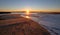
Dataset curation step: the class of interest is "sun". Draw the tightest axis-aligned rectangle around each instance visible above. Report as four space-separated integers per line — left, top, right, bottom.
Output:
25 9 30 18
26 9 30 15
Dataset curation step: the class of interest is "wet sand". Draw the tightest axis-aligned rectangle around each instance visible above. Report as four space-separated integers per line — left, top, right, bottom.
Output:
0 14 50 35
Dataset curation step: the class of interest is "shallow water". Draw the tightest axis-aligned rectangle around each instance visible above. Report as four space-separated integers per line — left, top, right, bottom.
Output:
30 14 60 35
12 13 60 35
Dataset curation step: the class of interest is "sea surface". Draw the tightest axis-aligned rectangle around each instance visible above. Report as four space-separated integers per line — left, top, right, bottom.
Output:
12 13 60 35
29 13 60 35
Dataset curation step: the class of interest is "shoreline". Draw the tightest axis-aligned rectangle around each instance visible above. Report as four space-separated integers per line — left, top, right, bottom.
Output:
0 14 50 35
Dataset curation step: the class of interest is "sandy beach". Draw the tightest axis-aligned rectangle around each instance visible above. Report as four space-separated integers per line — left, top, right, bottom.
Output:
0 14 50 35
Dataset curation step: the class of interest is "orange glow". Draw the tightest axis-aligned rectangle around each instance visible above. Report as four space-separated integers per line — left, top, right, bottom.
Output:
25 9 30 18
25 16 30 18
26 9 30 15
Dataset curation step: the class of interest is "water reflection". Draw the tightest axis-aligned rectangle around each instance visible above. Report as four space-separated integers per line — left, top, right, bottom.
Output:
25 16 30 18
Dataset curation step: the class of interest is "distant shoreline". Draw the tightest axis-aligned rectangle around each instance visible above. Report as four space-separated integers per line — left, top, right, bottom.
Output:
39 12 60 14
0 12 60 14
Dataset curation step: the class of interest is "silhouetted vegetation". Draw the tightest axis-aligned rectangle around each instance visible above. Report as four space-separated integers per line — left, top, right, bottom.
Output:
0 12 11 14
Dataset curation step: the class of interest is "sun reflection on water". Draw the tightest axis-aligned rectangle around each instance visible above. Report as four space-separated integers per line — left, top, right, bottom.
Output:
25 16 30 18
25 9 30 18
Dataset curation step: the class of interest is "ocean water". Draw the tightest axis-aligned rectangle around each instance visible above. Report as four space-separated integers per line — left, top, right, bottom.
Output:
30 14 60 35
0 13 60 35
12 13 60 35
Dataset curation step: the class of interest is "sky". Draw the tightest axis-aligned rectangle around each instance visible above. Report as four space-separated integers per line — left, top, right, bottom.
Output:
0 0 60 12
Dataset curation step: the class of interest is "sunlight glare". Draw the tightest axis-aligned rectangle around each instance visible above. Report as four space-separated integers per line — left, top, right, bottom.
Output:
25 16 30 18
26 9 30 15
25 9 30 18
